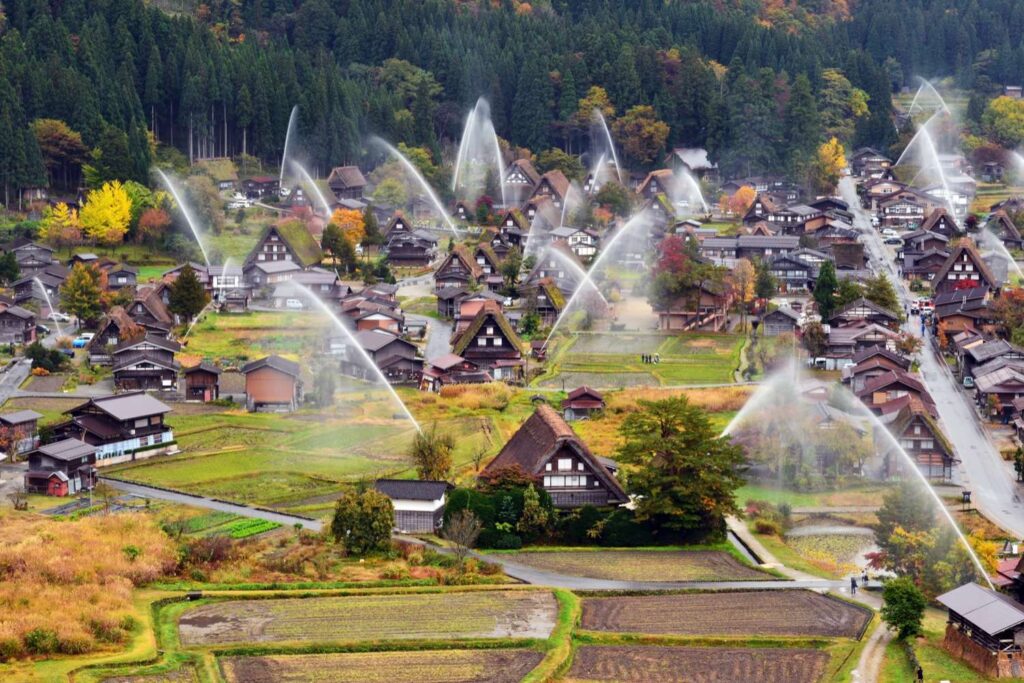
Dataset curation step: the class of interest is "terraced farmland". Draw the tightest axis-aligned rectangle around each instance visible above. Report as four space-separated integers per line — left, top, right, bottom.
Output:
219 649 544 683
581 590 870 638
565 645 829 683
498 549 769 582
178 590 558 646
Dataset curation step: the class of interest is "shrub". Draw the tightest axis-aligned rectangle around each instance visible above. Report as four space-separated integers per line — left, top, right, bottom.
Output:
381 564 410 580
490 533 522 549
23 629 58 654
600 508 656 546
754 519 782 536
30 367 49 376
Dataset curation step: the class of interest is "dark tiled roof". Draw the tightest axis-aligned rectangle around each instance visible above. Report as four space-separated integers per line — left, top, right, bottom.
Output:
0 409 42 424
374 478 451 501
69 391 171 421
185 360 222 375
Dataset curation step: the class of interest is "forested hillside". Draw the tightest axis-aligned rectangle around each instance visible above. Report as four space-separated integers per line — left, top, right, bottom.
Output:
0 0 1022 199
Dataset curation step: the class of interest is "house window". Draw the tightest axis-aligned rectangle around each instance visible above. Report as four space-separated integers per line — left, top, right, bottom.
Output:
558 458 572 471
493 337 502 346
913 425 921 435
545 463 552 471
578 462 585 471
486 326 494 335
922 439 934 449
477 338 486 346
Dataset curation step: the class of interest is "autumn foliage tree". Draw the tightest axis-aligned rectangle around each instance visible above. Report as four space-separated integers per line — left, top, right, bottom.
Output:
60 263 105 325
79 180 132 247
812 137 846 194
329 208 366 246
136 208 171 245
718 185 756 216
612 105 670 166
39 202 83 249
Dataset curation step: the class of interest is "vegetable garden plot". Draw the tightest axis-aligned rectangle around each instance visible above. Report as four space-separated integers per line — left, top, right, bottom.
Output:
178 590 558 646
498 550 768 582
580 590 870 638
219 649 544 683
566 645 829 683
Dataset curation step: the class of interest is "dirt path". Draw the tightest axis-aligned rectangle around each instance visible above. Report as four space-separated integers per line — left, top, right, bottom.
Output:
852 621 892 683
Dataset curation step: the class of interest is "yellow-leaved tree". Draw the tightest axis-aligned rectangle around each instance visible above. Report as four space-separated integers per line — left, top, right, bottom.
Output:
39 202 82 249
814 137 846 194
330 208 366 246
80 180 132 247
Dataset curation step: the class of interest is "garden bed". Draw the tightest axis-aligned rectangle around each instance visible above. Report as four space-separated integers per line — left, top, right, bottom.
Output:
219 649 543 683
580 590 871 638
565 645 829 683
497 549 768 582
178 590 558 646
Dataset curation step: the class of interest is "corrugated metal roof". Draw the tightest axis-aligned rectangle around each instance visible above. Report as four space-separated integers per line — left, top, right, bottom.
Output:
937 583 1024 635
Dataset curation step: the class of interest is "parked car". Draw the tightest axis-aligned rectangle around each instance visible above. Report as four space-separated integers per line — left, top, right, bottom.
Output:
963 376 975 389
881 228 899 238
284 298 304 310
884 236 903 246
71 332 94 348
35 324 50 335
48 311 70 323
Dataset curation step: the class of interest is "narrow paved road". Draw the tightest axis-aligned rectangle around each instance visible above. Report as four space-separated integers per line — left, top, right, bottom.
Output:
407 313 452 363
0 358 31 405
102 477 866 591
840 177 1024 538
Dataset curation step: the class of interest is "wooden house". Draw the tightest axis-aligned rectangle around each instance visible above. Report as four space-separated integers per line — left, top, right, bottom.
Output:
531 278 566 326
494 209 529 247
856 370 932 412
52 393 173 466
383 213 437 267
112 334 181 391
88 307 143 361
12 269 64 310
246 223 323 269
244 259 304 289
636 169 674 200
562 386 605 421
987 210 1024 250
760 308 800 337
434 244 483 291
655 283 733 332
767 254 816 291
184 361 221 402
481 404 627 508
128 286 175 335
242 355 302 412
826 322 900 359
374 479 452 533
530 170 570 208
885 402 956 481
419 353 489 392
5 239 55 277
742 193 782 225
549 227 599 260
354 308 403 334
879 191 934 228
347 330 422 385
451 301 524 382
933 242 999 295
829 298 899 329
937 583 1024 678
504 159 540 206
665 147 718 180
862 178 907 208
850 147 893 178
974 365 1024 419
0 305 35 344
934 286 994 334
326 166 366 200
241 175 280 198
104 264 138 291
0 409 42 455
920 208 962 239
23 439 97 496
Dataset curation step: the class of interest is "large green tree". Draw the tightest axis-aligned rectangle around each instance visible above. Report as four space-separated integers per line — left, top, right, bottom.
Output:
60 263 104 325
331 488 394 555
813 260 839 320
168 265 210 321
617 397 746 541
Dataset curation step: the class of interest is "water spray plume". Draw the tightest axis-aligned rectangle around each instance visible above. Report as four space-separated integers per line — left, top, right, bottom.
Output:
33 278 62 337
894 113 956 218
593 110 623 184
372 137 459 237
723 359 994 590
980 227 1024 283
671 169 709 215
452 98 507 208
292 282 423 434
290 161 333 217
155 169 211 268
543 211 650 348
907 78 952 117
530 246 609 309
280 105 299 190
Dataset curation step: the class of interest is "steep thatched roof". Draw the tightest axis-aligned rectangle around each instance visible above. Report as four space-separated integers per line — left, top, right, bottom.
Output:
452 301 523 356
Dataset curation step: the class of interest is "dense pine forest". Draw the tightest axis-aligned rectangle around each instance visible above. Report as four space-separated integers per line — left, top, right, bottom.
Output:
1 0 1024 198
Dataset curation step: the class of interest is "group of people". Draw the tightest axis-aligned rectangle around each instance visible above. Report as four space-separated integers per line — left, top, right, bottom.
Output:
640 353 661 364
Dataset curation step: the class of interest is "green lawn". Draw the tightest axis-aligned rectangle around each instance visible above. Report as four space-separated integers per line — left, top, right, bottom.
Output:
538 332 743 388
880 609 993 682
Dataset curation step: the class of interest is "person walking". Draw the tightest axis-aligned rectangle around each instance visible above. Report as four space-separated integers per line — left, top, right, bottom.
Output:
850 576 858 595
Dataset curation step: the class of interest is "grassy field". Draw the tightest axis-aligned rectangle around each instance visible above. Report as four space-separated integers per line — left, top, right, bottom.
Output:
494 548 770 582
537 332 744 389
880 608 995 682
179 310 329 366
220 649 544 683
178 590 558 646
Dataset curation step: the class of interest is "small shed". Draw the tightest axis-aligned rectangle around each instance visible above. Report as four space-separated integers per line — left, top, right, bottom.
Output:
184 361 221 402
373 479 452 533
760 307 800 337
242 355 302 412
938 582 1024 678
0 409 42 455
562 386 605 421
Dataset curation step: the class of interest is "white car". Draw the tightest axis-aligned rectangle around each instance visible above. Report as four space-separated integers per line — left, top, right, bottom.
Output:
284 298 305 310
48 311 71 323
881 228 899 238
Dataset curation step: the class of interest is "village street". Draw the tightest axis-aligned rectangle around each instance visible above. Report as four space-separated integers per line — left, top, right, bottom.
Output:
840 177 1024 538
